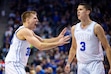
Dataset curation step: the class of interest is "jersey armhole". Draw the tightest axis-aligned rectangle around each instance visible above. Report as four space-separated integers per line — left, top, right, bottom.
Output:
93 23 98 37
15 26 26 41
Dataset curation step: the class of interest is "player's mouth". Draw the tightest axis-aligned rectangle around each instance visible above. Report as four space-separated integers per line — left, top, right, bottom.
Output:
77 14 80 17
35 24 37 27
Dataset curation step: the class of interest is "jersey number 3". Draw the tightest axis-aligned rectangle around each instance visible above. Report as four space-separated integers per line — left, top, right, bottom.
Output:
80 42 86 51
26 47 31 56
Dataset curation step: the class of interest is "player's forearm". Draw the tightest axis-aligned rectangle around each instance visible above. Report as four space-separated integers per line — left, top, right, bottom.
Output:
35 35 59 43
37 42 59 50
43 37 59 43
106 46 111 68
67 48 76 65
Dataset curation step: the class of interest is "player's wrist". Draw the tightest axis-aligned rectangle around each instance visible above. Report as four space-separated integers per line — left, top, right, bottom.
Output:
66 62 71 66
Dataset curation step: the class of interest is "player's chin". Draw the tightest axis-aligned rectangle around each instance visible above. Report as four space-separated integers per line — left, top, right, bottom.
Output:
77 17 81 20
34 26 37 29
32 26 36 30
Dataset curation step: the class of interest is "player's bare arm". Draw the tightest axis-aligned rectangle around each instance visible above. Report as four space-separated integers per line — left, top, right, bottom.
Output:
67 25 77 64
65 25 77 73
94 24 111 70
17 28 70 50
34 28 67 43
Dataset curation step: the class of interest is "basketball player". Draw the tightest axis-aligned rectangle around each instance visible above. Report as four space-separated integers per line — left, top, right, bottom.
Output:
5 11 70 74
65 3 111 74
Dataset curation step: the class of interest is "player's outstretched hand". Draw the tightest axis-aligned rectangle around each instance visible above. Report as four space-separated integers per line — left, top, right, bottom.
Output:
58 35 70 46
58 28 67 38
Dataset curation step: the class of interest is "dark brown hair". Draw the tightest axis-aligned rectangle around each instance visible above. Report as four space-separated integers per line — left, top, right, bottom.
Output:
79 3 92 12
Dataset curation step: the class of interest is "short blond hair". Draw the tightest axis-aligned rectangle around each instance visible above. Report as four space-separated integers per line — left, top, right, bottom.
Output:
21 11 37 23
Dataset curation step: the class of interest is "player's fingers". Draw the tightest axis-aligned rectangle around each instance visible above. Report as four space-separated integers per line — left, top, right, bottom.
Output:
61 28 67 34
64 36 70 41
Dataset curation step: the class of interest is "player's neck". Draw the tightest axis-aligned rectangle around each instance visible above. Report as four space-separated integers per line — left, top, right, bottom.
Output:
80 18 92 29
23 23 31 29
81 18 92 26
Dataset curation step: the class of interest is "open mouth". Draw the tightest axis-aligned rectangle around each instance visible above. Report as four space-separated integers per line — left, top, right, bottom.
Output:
35 22 40 27
35 24 37 27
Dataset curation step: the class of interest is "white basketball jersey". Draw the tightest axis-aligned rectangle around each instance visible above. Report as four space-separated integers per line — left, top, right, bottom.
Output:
74 21 103 63
5 26 31 66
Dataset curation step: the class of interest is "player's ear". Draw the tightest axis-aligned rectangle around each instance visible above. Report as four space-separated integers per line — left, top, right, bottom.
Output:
86 10 90 15
26 18 29 22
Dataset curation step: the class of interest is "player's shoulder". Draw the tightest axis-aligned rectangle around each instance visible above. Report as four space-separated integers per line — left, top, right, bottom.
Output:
17 27 33 40
17 27 33 37
71 22 80 30
94 23 104 35
71 25 76 31
19 27 32 33
94 23 103 30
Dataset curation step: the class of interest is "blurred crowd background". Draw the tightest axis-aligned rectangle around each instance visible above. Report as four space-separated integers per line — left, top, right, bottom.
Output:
0 0 111 74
